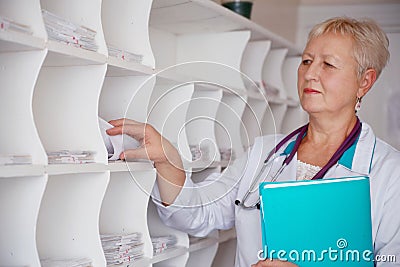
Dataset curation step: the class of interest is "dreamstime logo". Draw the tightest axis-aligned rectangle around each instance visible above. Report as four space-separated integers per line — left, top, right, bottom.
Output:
121 61 277 208
336 238 348 249
257 238 374 263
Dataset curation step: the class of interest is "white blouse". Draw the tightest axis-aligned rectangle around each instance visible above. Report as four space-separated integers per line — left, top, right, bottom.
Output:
296 160 322 180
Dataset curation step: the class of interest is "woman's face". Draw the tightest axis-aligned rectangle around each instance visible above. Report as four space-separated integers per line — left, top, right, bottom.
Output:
297 33 360 116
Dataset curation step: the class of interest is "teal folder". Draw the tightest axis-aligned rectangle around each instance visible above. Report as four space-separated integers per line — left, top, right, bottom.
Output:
259 176 374 266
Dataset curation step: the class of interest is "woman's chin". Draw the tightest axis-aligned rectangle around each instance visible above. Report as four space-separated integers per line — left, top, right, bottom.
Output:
300 103 324 115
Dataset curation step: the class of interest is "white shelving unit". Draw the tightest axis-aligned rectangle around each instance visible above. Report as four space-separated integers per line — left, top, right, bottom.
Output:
187 231 219 267
41 0 107 56
176 31 250 91
0 0 46 51
0 175 47 266
0 0 303 266
102 0 155 75
215 92 248 160
148 81 194 162
281 56 308 133
100 170 156 267
148 201 190 267
37 173 109 267
185 87 223 167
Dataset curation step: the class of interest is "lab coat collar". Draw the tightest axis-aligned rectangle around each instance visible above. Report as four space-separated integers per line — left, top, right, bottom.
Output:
281 122 376 176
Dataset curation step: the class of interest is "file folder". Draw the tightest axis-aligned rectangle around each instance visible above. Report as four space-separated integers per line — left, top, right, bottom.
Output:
259 176 374 266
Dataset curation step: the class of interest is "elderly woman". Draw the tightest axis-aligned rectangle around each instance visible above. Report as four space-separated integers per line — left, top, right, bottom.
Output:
107 17 400 266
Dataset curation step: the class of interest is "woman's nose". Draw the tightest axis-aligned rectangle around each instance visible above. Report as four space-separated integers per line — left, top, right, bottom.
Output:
304 62 320 81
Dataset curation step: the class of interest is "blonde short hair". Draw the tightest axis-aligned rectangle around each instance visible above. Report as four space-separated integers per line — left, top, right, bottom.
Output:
308 17 390 79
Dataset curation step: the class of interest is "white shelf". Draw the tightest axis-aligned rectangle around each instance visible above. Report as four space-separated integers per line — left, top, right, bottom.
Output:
262 102 287 135
0 31 45 52
0 50 47 165
186 88 223 164
108 257 151 267
45 40 107 66
102 0 155 69
147 200 189 266
282 56 302 101
40 0 107 55
33 64 108 164
0 175 47 267
37 173 109 267
0 0 47 41
0 165 45 178
106 58 155 77
150 0 301 55
241 97 268 147
241 40 272 96
151 246 188 264
0 162 157 177
45 163 107 175
189 236 219 253
107 161 155 172
100 170 156 265
215 92 247 159
263 48 289 99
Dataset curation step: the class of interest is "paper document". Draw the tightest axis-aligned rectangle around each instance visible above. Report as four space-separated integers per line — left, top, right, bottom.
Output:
98 117 140 160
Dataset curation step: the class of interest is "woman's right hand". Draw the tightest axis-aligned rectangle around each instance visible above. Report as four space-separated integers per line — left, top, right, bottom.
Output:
106 118 185 205
106 118 177 164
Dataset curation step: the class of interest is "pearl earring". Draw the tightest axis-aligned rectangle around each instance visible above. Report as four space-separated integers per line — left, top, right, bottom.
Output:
355 97 362 113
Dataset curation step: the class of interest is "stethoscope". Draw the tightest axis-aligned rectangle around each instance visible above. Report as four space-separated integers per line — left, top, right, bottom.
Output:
235 117 362 210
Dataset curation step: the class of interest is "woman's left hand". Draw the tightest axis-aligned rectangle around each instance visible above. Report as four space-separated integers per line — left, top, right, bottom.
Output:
251 259 299 267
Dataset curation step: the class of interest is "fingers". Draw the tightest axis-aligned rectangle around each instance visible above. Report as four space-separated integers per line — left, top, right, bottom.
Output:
106 123 146 140
106 125 123 136
120 148 149 161
108 118 141 127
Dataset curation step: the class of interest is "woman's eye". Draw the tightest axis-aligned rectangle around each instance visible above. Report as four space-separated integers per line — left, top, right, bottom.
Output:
324 62 335 68
302 59 312 65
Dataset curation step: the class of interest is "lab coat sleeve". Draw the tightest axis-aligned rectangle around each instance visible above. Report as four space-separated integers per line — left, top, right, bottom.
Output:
151 148 251 237
374 150 400 266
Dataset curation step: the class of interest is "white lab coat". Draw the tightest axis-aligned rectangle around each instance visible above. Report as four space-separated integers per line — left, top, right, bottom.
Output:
152 122 400 266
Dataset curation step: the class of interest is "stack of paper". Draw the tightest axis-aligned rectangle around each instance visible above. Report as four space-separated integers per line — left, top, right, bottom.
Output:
190 144 209 161
0 154 32 165
108 45 144 64
42 9 98 52
101 233 144 264
0 16 33 34
47 150 96 164
219 148 234 161
41 257 92 267
151 235 178 255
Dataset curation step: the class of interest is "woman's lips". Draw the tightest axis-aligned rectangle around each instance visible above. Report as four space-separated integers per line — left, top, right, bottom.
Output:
303 88 321 94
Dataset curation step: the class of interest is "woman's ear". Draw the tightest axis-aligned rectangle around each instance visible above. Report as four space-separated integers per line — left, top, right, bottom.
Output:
357 68 377 98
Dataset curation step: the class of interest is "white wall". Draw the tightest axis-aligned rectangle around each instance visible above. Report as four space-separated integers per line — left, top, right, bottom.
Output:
212 0 300 42
297 3 400 149
251 0 300 43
